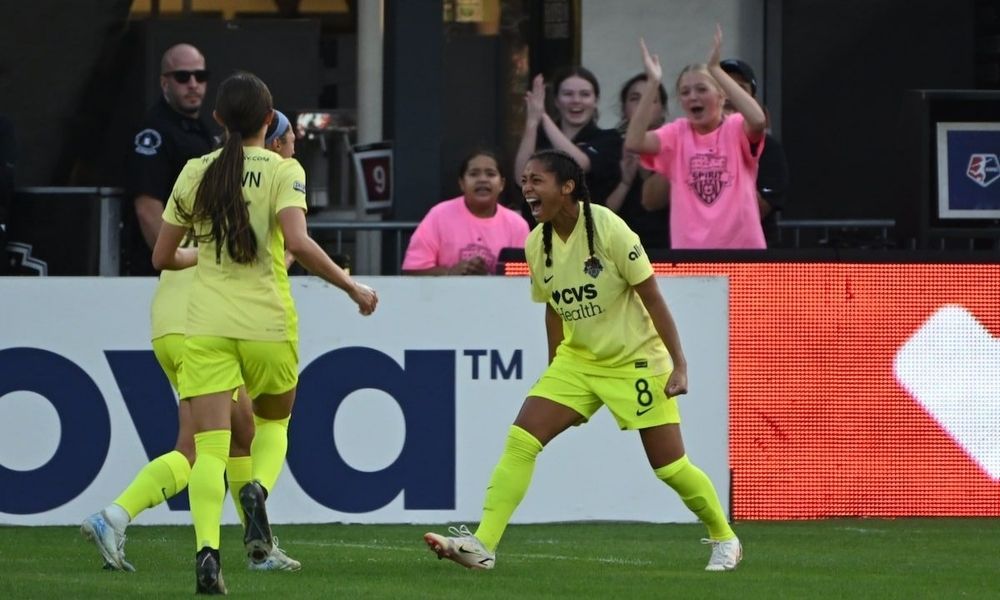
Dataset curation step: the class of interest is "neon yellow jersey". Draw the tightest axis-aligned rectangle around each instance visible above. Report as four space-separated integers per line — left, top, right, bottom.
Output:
162 146 307 342
150 267 194 340
525 203 670 376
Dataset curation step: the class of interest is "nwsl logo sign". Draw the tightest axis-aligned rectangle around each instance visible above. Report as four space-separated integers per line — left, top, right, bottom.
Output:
966 153 1000 188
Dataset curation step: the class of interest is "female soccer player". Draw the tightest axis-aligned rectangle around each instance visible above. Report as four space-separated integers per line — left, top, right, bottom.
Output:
81 264 300 573
423 149 740 572
624 28 768 249
153 72 377 593
265 109 296 159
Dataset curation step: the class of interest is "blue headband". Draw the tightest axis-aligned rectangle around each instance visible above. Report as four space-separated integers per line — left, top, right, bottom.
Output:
265 110 291 147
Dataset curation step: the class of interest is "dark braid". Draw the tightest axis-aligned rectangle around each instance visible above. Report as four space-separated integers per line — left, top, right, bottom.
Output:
529 149 597 269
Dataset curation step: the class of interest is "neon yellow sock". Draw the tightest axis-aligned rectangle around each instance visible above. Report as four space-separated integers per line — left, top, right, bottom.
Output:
250 415 290 494
654 455 735 541
113 450 191 520
226 455 253 529
190 430 231 551
474 425 543 552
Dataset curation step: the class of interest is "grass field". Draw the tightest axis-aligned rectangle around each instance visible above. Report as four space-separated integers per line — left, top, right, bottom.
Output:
1 519 997 599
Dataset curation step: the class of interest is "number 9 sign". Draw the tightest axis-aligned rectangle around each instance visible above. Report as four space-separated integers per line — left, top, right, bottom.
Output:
352 142 393 211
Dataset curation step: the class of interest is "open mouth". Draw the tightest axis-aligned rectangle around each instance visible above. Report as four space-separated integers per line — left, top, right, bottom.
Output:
525 197 542 217
689 106 705 118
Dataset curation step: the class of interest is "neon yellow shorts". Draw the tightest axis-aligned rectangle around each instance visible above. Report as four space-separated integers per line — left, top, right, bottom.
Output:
527 357 680 430
151 333 185 391
178 335 298 401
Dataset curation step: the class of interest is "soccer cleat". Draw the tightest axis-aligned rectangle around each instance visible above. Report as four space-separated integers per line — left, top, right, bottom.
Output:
239 481 273 564
195 547 227 595
702 536 742 571
80 511 135 572
423 524 495 570
247 537 302 571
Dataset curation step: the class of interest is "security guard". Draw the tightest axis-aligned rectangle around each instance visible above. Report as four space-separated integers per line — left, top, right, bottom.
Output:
123 43 217 275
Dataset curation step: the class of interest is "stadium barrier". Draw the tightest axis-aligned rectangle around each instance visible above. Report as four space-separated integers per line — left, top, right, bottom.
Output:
0 276 728 525
502 253 1000 519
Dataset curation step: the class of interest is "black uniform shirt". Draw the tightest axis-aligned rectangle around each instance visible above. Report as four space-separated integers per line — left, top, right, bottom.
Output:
536 120 623 207
123 97 216 275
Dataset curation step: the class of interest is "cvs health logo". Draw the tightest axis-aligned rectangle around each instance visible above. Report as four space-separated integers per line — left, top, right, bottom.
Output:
893 305 1000 480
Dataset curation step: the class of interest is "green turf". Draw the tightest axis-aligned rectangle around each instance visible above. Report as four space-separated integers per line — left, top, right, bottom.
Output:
0 519 997 599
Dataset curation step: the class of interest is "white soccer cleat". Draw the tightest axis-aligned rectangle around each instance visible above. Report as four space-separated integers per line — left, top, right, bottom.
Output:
702 536 742 571
248 537 302 572
81 511 135 572
423 525 495 570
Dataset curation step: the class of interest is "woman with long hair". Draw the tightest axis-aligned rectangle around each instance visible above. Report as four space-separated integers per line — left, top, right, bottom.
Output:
152 71 377 593
423 149 740 573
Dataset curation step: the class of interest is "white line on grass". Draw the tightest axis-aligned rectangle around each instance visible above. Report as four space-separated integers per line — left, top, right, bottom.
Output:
293 539 653 566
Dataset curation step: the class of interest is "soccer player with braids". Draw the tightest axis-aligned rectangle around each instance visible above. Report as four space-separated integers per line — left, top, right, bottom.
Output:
424 149 741 572
152 71 378 593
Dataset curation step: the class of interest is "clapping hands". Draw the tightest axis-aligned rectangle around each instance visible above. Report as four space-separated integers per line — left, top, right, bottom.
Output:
524 73 546 124
639 38 662 83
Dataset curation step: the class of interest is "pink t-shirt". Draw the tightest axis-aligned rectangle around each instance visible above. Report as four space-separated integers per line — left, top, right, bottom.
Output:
640 113 766 249
402 196 530 273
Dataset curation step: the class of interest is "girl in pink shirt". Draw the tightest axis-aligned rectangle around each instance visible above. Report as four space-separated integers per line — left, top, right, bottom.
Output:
402 150 530 275
625 27 768 249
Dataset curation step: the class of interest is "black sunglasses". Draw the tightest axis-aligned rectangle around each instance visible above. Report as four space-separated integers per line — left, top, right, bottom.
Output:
164 69 209 84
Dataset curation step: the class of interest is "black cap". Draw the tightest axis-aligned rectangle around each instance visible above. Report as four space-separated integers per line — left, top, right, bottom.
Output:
719 59 757 96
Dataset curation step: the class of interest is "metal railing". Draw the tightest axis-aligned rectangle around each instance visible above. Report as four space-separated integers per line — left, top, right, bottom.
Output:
306 220 419 274
777 218 896 249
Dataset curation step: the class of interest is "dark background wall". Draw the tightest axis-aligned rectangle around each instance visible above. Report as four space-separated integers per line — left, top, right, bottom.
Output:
778 0 978 222
0 0 133 187
0 3 323 188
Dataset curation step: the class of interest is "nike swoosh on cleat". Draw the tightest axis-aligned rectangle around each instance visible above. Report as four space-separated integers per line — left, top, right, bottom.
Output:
457 546 476 554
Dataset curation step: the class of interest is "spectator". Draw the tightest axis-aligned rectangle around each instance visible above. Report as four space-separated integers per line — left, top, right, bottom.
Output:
402 150 529 275
0 114 14 274
514 67 622 210
625 30 768 250
123 43 217 275
719 58 791 246
605 73 671 250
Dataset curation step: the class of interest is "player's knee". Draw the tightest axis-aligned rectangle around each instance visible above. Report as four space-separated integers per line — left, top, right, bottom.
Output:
175 441 197 466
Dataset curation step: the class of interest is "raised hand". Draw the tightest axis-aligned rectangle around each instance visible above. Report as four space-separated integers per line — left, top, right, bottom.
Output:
524 73 546 124
708 23 723 67
639 38 662 83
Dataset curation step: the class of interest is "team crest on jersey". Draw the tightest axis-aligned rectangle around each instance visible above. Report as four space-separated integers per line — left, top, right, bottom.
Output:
134 128 162 156
966 154 1000 188
687 153 730 205
583 256 603 278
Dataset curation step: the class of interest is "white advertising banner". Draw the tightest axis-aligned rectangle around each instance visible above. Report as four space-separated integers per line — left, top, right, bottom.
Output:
0 276 728 525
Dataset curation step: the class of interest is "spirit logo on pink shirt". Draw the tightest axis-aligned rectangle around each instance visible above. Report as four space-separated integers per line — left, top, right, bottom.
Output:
687 154 731 205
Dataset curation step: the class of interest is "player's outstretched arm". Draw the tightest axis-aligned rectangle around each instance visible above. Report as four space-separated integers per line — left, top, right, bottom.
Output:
279 206 377 316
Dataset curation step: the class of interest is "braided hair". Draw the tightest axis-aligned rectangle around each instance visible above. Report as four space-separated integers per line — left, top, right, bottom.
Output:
530 149 599 272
